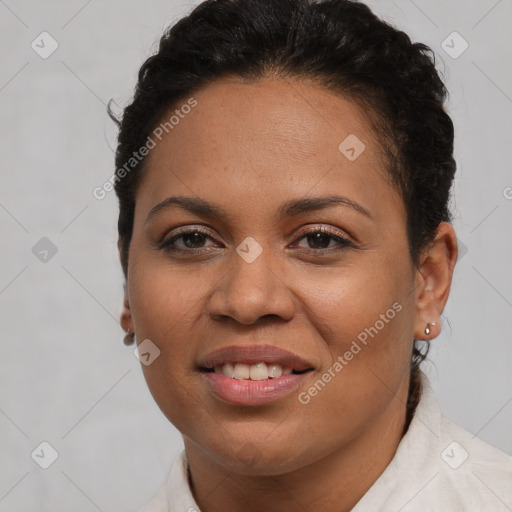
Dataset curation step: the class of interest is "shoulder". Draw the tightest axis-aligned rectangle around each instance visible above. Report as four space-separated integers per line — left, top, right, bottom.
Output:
136 485 169 512
403 373 512 511
136 450 200 512
352 371 512 511
434 412 512 508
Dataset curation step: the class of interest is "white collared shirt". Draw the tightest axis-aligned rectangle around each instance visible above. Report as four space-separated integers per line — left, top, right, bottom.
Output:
138 372 512 511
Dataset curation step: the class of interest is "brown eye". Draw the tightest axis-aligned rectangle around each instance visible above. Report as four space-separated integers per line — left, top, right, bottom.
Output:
294 227 353 252
159 227 219 252
304 232 337 249
180 231 209 249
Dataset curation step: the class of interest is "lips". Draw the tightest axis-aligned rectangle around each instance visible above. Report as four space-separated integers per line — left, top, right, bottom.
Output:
197 344 315 406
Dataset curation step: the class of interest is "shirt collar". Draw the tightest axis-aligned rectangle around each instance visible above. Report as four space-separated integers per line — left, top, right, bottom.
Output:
167 447 200 511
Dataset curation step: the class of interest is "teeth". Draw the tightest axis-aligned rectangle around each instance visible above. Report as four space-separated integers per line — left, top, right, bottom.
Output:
250 363 268 380
233 363 250 380
220 363 235 378
268 364 282 378
213 362 294 380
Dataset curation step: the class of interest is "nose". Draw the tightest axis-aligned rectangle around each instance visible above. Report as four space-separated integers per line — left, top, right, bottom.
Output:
207 244 295 325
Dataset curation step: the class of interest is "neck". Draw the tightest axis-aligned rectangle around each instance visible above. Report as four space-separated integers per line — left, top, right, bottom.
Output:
184 377 412 512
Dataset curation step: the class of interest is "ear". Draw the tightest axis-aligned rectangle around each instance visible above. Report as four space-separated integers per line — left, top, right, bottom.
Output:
120 284 133 333
118 244 133 334
413 222 458 340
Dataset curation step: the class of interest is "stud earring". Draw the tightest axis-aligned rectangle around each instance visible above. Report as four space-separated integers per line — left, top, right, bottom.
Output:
124 328 135 345
424 322 436 336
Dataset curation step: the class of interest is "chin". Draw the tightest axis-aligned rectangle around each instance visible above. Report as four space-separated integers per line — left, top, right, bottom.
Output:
192 430 323 476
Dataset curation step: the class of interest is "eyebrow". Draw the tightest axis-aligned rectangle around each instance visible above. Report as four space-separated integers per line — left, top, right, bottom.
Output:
145 194 372 225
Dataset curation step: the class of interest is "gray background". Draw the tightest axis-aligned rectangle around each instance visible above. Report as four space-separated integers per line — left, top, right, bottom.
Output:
0 0 511 510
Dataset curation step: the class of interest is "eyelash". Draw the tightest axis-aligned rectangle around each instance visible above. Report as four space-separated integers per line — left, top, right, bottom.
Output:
157 225 354 255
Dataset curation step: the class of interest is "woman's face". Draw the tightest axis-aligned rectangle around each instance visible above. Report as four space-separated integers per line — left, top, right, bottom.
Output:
126 76 427 474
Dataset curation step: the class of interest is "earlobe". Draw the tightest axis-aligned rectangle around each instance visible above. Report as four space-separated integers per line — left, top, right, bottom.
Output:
414 222 458 340
118 242 135 345
120 283 135 345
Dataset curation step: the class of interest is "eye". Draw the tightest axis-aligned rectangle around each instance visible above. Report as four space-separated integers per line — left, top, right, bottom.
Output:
156 224 354 255
158 226 220 252
293 226 353 252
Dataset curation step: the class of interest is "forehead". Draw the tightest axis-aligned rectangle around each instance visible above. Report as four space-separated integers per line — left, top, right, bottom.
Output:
136 76 400 222
147 75 379 165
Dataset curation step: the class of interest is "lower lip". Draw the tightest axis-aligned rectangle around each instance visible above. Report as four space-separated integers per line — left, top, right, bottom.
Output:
202 371 310 406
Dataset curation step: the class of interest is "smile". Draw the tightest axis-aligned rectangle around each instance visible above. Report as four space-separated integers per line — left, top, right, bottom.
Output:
206 362 312 380
198 344 315 406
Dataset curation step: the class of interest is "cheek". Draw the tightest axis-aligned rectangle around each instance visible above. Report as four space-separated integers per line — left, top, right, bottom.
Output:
129 253 211 345
293 258 413 347
290 259 415 407
287 281 413 452
128 256 213 430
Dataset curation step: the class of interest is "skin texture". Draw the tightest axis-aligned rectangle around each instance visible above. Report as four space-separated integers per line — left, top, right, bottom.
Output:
120 76 457 512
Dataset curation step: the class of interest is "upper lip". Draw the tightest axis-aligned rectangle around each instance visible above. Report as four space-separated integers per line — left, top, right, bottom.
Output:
198 344 315 372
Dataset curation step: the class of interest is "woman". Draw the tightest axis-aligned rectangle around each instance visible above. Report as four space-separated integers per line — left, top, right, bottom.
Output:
109 0 512 510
